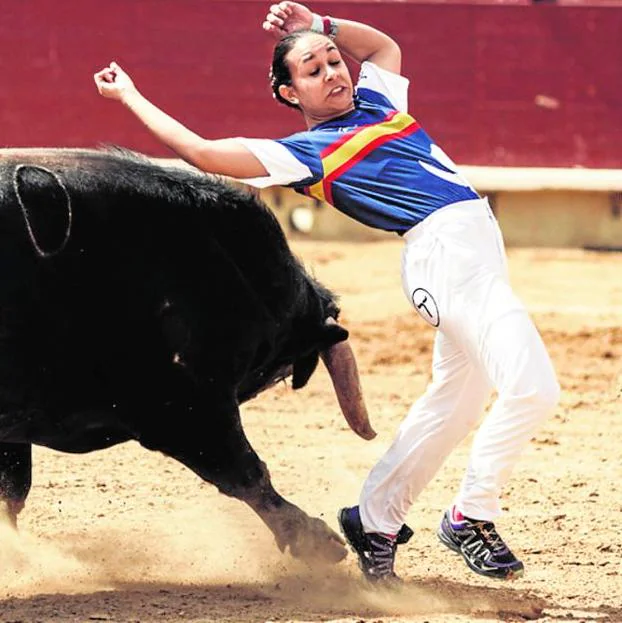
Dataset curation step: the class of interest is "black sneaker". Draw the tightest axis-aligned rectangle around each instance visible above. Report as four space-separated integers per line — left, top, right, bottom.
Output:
337 505 413 583
437 507 524 580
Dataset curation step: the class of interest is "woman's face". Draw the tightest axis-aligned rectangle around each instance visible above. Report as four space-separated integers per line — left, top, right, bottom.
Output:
280 33 354 124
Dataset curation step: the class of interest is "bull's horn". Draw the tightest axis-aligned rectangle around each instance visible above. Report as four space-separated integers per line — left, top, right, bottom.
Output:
320 319 376 441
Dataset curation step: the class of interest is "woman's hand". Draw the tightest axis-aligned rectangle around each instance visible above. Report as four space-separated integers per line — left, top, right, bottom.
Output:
93 61 137 102
262 1 313 38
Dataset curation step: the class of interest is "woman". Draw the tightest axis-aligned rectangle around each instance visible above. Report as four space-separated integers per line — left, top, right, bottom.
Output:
94 1 560 584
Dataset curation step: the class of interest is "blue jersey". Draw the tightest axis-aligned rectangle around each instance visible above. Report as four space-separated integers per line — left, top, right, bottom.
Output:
238 62 479 235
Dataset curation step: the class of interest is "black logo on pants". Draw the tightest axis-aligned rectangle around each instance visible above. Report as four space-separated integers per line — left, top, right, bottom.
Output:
412 288 440 327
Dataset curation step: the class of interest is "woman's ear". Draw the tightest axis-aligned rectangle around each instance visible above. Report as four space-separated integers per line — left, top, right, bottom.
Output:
278 84 299 106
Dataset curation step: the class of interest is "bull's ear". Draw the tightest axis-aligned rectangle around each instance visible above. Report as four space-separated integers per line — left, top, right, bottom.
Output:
292 351 319 389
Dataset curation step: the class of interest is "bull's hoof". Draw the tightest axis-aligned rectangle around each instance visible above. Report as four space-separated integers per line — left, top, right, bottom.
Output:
285 515 347 564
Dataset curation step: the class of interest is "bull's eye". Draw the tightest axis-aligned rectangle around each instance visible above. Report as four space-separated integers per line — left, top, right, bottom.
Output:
159 299 172 314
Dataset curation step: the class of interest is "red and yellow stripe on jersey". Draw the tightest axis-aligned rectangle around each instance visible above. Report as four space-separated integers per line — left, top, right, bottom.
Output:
275 85 480 233
305 111 420 205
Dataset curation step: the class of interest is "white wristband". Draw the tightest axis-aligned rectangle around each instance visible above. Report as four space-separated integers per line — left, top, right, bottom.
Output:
310 13 323 34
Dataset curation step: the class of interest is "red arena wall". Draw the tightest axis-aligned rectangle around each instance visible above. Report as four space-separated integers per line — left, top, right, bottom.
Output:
1 0 620 168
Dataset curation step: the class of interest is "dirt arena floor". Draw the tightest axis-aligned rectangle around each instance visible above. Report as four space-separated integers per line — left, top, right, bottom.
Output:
0 241 620 623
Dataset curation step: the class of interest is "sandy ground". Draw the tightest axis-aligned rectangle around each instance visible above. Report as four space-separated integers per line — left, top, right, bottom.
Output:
0 241 620 623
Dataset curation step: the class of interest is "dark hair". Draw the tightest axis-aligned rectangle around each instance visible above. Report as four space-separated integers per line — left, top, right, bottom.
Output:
269 30 328 109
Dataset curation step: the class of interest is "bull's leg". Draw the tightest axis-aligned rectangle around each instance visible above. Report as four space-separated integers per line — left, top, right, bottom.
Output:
139 399 346 564
0 443 32 528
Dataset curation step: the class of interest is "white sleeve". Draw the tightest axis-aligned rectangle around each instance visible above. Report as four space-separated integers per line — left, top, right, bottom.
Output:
357 61 410 113
234 137 312 189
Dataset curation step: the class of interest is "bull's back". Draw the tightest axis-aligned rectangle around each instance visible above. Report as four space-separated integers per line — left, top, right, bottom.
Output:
0 149 301 311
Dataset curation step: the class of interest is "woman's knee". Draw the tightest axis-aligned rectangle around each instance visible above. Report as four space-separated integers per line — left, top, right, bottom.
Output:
510 369 560 415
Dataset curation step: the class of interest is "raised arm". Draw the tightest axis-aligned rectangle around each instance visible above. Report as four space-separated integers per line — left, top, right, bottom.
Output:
93 62 269 179
263 2 402 74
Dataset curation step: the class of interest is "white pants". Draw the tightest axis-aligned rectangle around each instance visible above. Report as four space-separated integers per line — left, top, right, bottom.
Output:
359 198 560 534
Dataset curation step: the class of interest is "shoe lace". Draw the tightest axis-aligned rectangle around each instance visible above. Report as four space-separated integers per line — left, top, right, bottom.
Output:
472 521 506 553
368 535 397 577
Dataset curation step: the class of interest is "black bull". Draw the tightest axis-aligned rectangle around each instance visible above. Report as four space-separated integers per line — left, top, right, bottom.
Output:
0 148 376 563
